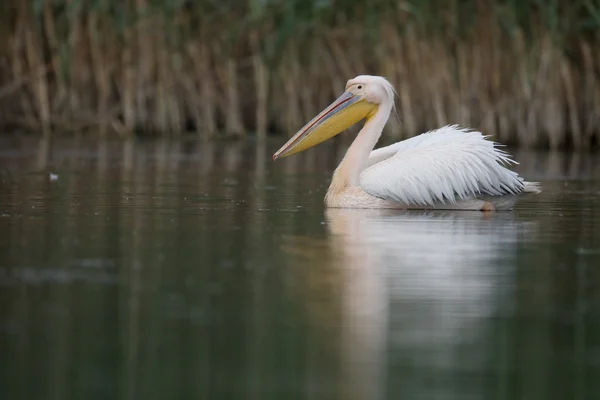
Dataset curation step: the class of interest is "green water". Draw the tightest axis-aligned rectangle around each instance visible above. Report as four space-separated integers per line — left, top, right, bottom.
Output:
1 137 600 400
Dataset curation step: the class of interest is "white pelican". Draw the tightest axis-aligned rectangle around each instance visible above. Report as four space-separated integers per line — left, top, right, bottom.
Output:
273 75 541 211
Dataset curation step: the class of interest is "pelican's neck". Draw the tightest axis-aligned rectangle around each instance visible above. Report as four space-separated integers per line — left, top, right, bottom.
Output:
336 103 392 186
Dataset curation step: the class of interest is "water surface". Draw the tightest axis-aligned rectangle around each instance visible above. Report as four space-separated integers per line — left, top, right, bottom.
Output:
1 137 600 400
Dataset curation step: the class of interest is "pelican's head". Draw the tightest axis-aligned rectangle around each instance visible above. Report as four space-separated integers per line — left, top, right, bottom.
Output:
273 75 395 160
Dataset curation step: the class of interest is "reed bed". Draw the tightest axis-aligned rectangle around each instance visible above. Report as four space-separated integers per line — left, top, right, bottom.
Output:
1 0 599 148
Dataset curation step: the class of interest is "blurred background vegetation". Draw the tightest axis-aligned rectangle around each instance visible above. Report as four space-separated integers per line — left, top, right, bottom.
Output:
1 0 599 149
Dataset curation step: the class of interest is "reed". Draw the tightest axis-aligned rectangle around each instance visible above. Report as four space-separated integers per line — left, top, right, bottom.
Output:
1 0 599 148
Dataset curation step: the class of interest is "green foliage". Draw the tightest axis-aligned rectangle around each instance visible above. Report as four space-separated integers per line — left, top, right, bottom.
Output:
20 0 600 59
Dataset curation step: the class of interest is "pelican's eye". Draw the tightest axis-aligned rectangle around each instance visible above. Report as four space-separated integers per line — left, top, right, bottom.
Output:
357 85 362 89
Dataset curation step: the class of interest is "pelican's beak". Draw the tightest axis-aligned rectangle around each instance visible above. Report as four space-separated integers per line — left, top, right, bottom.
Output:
273 91 377 160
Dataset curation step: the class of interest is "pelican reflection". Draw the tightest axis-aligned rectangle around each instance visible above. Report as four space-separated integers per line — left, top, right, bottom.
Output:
323 209 537 399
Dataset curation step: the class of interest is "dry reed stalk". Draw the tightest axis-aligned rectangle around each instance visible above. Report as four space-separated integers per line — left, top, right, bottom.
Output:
280 57 301 134
512 31 529 144
226 58 244 136
524 35 554 148
121 42 136 134
429 39 449 128
581 41 599 143
185 42 217 137
78 23 94 113
166 11 186 134
495 37 513 143
379 23 400 139
121 4 136 134
180 57 202 136
89 9 110 135
67 0 81 118
289 41 306 121
199 43 217 137
319 42 345 102
251 31 268 139
593 48 600 146
135 0 153 131
299 40 318 125
42 0 66 114
540 41 565 150
212 35 244 137
23 5 51 136
560 59 581 148
211 50 243 136
179 48 198 135
0 58 51 100
474 11 498 137
457 43 471 128
326 34 354 82
396 30 416 139
417 36 431 132
314 43 335 118
154 17 171 133
300 49 317 125
168 53 184 134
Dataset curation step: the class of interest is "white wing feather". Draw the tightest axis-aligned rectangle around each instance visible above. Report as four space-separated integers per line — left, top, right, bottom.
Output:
360 125 526 206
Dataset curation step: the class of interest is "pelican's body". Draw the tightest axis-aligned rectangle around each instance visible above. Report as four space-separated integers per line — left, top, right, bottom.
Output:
274 75 540 211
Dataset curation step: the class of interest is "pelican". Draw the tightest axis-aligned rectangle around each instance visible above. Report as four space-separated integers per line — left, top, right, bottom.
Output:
273 75 541 211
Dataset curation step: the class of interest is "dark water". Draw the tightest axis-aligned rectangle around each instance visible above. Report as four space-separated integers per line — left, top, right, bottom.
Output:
1 136 600 400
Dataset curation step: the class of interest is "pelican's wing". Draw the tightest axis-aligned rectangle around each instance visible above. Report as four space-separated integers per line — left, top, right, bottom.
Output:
360 125 526 206
366 132 435 168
